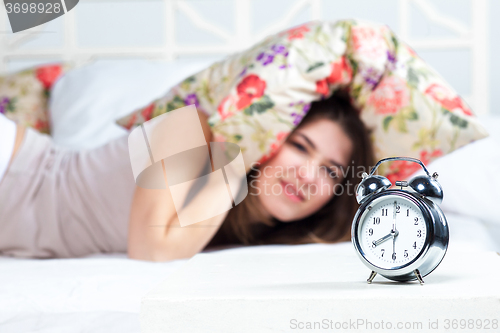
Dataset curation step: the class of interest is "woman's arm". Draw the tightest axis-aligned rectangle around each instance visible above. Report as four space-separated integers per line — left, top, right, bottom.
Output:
127 111 227 262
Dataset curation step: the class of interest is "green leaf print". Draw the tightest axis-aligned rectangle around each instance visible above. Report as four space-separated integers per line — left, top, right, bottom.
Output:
347 55 358 74
407 68 419 88
407 110 419 121
166 95 186 112
306 62 325 73
442 108 468 129
180 78 194 91
244 95 274 115
383 108 418 133
449 113 468 129
396 115 408 133
383 116 393 132
391 35 399 51
412 127 440 151
6 97 17 112
350 84 362 100
184 76 196 84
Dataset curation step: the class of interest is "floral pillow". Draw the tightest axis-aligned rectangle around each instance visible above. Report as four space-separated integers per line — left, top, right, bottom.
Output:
116 19 488 180
0 63 71 134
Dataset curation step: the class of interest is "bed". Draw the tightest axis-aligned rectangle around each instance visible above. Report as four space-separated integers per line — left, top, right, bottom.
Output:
1 116 499 331
1 85 499 330
1 1 498 332
0 210 498 332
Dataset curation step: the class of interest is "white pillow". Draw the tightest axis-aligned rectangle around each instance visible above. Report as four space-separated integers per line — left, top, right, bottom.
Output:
49 58 220 149
409 114 500 250
420 115 500 218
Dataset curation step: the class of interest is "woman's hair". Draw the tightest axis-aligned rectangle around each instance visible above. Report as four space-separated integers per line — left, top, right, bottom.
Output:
206 90 375 248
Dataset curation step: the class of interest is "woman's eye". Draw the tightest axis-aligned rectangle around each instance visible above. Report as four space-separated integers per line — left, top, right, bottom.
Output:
291 142 307 152
326 166 340 180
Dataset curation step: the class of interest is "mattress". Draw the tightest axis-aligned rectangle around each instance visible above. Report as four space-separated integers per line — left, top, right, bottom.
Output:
0 211 497 333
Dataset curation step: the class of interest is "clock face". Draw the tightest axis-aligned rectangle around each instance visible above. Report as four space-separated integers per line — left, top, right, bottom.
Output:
357 195 428 270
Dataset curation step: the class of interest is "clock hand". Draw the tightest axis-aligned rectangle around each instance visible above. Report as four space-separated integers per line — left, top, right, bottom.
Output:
392 233 396 259
372 233 392 247
392 201 397 259
392 200 397 233
371 229 399 247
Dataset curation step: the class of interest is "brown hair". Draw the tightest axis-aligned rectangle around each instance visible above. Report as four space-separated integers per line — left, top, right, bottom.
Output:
206 91 375 248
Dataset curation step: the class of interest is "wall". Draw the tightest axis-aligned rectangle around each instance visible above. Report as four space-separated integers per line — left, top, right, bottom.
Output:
1 0 497 114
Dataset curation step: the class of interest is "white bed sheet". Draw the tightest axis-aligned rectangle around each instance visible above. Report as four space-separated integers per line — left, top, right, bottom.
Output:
0 212 496 333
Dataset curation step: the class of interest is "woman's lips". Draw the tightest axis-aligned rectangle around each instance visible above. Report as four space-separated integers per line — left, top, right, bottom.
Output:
279 179 305 203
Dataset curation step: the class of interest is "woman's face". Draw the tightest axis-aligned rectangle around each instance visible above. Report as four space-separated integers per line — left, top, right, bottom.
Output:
253 118 353 221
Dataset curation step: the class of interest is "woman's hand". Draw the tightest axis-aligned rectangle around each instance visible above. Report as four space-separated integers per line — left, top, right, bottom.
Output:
127 110 227 262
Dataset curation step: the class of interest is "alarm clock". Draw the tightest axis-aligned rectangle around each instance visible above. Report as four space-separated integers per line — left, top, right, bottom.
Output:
351 157 449 284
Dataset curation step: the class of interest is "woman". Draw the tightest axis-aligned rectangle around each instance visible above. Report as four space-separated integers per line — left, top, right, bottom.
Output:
0 92 374 261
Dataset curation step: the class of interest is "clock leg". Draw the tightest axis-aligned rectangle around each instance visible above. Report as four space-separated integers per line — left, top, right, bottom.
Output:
367 271 377 284
414 269 424 285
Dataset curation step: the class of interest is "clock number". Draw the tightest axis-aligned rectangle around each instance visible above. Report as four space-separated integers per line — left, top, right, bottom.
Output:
381 249 385 257
404 250 408 258
414 217 418 225
417 230 422 238
381 208 388 216
396 205 400 213
407 209 409 217
392 252 396 260
368 228 373 236
413 241 417 249
374 217 380 225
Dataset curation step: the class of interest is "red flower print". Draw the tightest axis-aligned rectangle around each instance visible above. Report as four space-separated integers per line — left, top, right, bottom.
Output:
36 64 63 90
386 160 420 185
141 103 155 121
424 83 473 116
367 75 410 115
217 74 267 120
124 113 137 130
236 93 253 110
233 74 267 110
270 131 289 151
386 149 443 184
256 154 270 166
237 74 266 100
34 119 49 132
315 79 329 96
217 94 239 121
351 26 387 59
326 56 353 85
419 148 443 166
282 24 310 40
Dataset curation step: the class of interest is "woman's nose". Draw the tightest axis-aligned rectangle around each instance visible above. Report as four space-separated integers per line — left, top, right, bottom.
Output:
297 159 320 184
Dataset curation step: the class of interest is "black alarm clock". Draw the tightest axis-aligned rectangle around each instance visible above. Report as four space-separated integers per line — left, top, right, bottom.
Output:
351 157 449 284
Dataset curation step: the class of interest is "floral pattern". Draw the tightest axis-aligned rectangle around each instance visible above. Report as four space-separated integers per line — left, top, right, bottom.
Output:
424 83 473 116
281 23 311 40
35 65 64 90
257 131 290 165
351 26 388 60
367 75 410 115
116 20 488 175
0 63 71 134
386 149 443 184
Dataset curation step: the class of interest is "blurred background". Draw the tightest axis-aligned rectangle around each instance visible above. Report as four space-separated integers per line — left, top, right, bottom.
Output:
0 0 497 116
